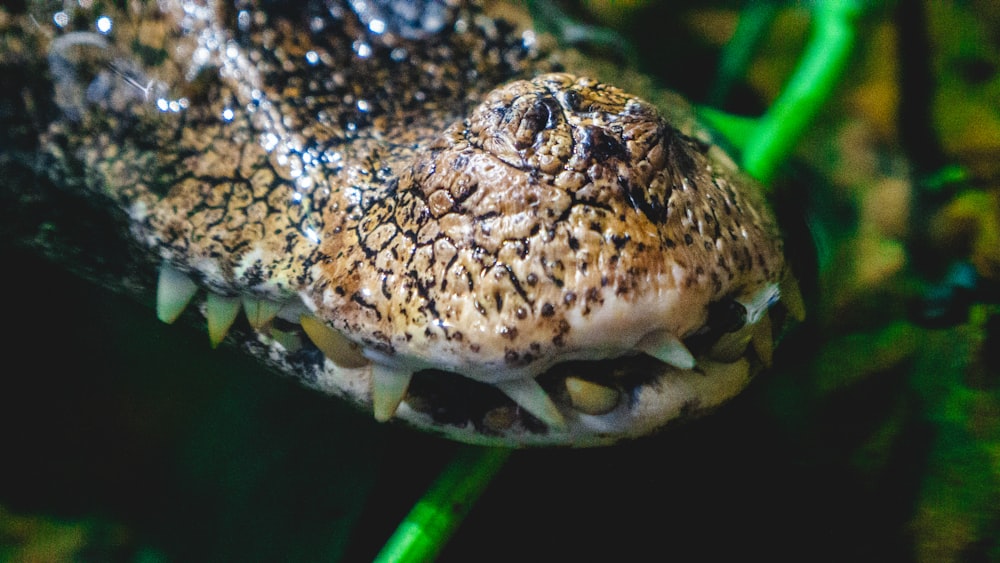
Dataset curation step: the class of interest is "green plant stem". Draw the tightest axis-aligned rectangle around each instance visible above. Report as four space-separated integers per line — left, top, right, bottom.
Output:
373 446 512 563
709 2 782 107
741 0 862 183
696 107 759 153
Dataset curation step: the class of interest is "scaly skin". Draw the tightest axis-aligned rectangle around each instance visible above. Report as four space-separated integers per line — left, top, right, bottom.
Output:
311 73 784 382
6 0 789 446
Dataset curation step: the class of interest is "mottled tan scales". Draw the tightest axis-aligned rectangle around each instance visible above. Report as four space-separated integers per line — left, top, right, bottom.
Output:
8 0 795 446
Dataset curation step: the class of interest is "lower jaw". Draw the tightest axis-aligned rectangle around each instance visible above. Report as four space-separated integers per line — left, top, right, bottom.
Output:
383 311 783 448
268 307 781 447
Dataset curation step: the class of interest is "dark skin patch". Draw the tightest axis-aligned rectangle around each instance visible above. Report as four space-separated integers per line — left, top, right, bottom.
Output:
579 125 626 162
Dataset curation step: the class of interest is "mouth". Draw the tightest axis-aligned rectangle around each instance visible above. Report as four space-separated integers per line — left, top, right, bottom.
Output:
392 301 789 446
158 261 801 447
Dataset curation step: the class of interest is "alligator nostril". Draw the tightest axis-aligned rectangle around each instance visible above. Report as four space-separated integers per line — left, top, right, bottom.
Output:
512 95 559 148
578 125 626 162
558 88 582 111
471 80 574 172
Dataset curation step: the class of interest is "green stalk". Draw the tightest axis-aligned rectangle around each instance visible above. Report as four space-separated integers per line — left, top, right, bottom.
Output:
709 2 782 107
373 446 512 563
697 107 759 153
741 0 863 183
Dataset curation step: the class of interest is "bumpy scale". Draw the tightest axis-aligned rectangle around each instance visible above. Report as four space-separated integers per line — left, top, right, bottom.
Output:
14 0 797 446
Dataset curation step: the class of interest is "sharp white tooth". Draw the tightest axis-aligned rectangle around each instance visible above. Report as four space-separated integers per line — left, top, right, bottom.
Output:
638 330 696 369
780 273 806 322
242 297 282 330
495 378 566 430
300 315 369 368
156 263 198 324
372 364 413 422
565 377 619 415
206 293 241 348
751 312 774 367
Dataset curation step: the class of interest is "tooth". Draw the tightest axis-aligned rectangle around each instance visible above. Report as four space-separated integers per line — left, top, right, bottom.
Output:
707 324 753 362
206 293 241 348
277 301 310 324
495 378 566 429
565 377 619 415
300 315 369 368
751 313 774 367
780 273 806 322
638 330 696 369
372 364 413 422
156 263 198 324
267 327 303 353
698 358 751 382
483 406 517 432
742 283 780 324
242 297 283 329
